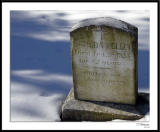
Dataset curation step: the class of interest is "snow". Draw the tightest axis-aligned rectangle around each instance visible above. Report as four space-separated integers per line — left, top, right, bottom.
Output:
10 11 149 122
70 17 138 35
11 70 72 121
11 10 149 50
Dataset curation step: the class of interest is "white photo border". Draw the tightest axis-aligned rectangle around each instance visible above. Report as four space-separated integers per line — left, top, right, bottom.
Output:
2 2 158 130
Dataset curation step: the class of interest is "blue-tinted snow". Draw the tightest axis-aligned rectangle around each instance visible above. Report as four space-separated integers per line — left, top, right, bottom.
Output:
10 10 149 121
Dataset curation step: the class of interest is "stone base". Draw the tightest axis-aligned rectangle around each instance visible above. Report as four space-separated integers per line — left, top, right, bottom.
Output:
60 88 149 121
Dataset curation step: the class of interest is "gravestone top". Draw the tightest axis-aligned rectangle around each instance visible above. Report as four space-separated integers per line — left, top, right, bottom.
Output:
70 17 137 35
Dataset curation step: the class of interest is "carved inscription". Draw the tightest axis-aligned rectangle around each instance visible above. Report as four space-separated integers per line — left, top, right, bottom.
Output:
75 41 132 50
73 49 132 59
72 27 135 91
73 40 133 69
76 71 124 86
78 58 121 66
70 18 137 104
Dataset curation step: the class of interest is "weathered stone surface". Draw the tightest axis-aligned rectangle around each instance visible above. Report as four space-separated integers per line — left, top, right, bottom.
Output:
70 17 138 104
61 88 149 121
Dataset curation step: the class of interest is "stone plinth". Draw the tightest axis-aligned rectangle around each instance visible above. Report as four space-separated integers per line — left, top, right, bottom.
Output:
61 88 149 121
70 17 138 105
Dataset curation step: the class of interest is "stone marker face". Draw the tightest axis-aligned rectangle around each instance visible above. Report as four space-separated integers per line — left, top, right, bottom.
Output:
70 17 138 104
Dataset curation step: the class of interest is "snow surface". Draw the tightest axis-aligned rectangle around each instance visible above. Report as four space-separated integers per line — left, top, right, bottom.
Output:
11 10 149 50
70 17 138 35
11 70 73 121
10 10 149 122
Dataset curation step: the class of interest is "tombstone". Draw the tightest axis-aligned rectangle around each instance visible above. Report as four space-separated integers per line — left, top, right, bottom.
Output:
70 17 138 105
60 17 149 121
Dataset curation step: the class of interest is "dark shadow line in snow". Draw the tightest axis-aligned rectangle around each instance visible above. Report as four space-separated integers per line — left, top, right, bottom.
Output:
10 11 72 36
138 17 150 22
11 37 72 74
11 75 72 96
114 10 129 13
11 104 47 119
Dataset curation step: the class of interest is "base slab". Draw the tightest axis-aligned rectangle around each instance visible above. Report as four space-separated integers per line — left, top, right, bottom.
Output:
61 88 149 121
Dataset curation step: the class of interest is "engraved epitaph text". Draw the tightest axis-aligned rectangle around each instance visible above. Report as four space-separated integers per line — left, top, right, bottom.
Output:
70 18 138 104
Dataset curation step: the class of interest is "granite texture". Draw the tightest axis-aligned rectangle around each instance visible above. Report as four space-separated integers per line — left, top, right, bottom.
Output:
70 17 138 36
60 88 149 121
70 17 138 104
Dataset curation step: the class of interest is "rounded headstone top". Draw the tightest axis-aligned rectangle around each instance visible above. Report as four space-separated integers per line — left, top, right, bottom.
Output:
70 17 138 35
